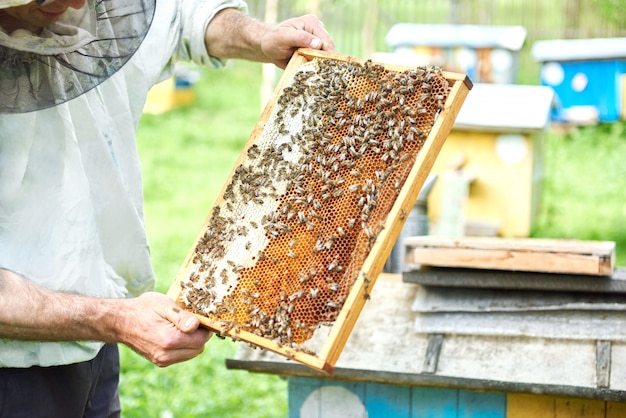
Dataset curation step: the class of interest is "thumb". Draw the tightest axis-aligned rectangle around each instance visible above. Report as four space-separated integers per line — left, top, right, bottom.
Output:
308 36 322 49
166 304 200 333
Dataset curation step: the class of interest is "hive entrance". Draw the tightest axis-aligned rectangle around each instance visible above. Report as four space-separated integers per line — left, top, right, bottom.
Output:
168 49 471 373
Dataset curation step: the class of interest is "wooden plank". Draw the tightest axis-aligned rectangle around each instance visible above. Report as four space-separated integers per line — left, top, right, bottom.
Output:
411 387 458 417
364 382 411 418
596 341 612 388
607 401 626 418
403 266 626 294
422 333 445 374
507 393 555 418
289 379 369 418
303 381 368 418
554 396 605 418
405 236 615 276
458 390 507 418
288 377 321 418
415 311 626 341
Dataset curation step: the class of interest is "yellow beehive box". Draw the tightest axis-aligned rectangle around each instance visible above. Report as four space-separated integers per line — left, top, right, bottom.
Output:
427 83 554 237
143 76 196 115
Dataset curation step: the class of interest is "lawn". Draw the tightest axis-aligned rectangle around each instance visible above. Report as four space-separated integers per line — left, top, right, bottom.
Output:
121 61 288 418
120 59 626 417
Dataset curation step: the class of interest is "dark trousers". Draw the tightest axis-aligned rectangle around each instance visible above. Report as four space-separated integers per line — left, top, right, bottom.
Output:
0 343 121 418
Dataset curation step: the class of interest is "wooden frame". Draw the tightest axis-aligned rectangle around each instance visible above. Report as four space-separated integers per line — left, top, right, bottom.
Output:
168 48 472 373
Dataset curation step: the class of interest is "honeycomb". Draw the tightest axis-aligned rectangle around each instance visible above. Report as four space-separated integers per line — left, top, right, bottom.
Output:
177 53 451 356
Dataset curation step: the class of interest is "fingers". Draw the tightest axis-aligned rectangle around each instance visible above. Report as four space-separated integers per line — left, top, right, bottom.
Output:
146 305 212 367
163 302 213 344
279 14 334 53
296 14 335 52
262 14 335 69
151 336 209 368
165 303 200 333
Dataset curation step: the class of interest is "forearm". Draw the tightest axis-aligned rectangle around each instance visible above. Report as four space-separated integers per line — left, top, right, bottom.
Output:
0 268 123 343
205 9 334 69
0 268 211 367
204 8 267 62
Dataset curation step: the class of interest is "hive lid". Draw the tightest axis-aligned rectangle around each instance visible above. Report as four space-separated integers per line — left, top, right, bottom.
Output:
386 24 527 51
453 83 554 132
532 38 626 62
167 48 471 373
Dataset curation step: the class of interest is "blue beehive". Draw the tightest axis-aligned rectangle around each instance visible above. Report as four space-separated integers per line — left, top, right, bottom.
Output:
531 38 626 123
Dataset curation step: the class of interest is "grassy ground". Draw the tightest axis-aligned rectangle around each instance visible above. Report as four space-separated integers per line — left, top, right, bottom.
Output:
120 61 288 418
120 60 626 417
532 121 626 264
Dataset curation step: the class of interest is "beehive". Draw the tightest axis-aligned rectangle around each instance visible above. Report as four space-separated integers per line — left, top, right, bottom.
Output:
168 48 472 373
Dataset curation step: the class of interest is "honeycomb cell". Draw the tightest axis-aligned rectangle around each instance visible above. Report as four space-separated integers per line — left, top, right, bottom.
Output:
179 56 450 354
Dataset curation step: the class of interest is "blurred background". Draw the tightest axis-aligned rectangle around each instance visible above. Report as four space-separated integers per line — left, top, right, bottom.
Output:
122 1 626 416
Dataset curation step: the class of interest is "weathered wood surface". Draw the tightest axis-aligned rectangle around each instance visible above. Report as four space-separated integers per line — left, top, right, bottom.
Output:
404 236 615 276
227 275 626 399
403 266 626 293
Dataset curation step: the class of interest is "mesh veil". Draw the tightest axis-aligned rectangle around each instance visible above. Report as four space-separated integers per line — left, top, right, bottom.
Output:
0 0 155 113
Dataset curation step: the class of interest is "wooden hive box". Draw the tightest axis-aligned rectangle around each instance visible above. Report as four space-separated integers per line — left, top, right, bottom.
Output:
167 48 472 373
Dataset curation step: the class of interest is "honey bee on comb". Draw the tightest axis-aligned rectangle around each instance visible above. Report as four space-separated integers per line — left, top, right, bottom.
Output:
169 48 472 373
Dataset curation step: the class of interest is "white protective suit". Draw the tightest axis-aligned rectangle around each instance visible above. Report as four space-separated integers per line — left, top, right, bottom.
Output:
0 0 246 367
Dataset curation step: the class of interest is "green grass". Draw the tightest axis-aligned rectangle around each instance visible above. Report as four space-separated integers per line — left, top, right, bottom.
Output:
532 121 626 265
121 60 626 416
120 61 288 418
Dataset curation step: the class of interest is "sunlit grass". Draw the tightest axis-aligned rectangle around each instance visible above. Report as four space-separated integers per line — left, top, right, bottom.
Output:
120 61 287 418
532 121 626 265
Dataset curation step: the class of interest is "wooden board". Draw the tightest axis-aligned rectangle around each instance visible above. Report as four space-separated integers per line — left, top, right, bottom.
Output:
405 236 615 276
168 48 471 373
403 267 626 293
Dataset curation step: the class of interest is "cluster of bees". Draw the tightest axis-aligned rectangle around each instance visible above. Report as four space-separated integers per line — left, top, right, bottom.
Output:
179 57 450 354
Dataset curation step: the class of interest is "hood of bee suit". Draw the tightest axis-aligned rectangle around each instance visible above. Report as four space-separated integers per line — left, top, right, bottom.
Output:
0 0 156 113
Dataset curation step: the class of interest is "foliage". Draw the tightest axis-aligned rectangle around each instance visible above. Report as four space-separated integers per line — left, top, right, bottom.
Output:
532 121 626 265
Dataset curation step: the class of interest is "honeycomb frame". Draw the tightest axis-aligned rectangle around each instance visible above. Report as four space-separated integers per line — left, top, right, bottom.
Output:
168 48 472 373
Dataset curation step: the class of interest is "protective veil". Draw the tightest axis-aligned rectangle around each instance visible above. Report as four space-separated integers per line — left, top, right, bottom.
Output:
0 0 155 113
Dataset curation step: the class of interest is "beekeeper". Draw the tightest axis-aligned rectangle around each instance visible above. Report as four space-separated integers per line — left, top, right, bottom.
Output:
0 0 333 415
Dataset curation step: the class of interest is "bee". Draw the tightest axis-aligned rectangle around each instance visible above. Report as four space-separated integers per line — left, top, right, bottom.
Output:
289 290 304 301
313 239 325 252
332 188 344 197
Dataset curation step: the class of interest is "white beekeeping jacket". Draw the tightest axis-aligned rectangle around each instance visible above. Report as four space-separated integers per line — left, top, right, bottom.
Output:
0 0 246 367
